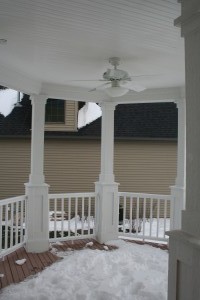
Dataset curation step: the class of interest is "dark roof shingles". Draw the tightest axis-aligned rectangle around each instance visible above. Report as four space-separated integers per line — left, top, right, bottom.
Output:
78 102 177 139
0 95 177 139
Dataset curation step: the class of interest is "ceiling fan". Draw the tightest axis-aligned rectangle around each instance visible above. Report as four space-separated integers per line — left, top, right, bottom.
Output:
89 57 146 97
67 57 147 97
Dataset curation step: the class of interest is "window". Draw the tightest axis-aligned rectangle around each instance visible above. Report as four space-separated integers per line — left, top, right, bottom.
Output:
45 100 78 132
45 99 65 123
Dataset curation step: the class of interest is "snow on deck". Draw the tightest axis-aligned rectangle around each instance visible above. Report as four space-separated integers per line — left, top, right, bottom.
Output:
0 239 168 300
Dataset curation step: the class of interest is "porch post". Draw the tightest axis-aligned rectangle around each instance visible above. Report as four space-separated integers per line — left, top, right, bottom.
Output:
170 98 186 230
168 1 200 299
25 95 49 252
95 102 119 244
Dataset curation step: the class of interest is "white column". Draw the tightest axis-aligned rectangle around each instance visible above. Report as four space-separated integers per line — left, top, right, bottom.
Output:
95 102 119 244
25 95 49 253
168 1 200 299
170 99 186 230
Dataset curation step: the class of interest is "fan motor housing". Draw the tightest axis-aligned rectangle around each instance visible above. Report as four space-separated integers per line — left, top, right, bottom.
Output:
103 69 130 81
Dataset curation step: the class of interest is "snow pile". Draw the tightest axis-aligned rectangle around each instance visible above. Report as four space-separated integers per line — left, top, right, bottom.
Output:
85 241 93 247
0 240 168 300
15 259 26 266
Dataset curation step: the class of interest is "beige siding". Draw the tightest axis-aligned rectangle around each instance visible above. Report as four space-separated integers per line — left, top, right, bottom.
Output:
45 101 78 132
0 138 177 200
44 139 101 193
0 139 31 199
115 140 177 194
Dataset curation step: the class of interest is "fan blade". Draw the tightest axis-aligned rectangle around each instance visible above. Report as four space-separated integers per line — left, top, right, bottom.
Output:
66 79 106 82
130 74 162 78
89 82 111 92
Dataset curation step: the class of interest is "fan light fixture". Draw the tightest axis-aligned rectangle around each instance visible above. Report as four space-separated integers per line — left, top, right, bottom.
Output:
104 86 129 97
104 79 129 97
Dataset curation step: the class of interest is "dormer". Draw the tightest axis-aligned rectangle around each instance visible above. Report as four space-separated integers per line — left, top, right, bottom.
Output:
45 99 78 132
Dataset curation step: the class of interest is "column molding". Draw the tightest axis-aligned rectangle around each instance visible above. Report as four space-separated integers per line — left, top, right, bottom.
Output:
95 101 119 243
168 1 200 299
170 98 186 230
99 102 116 183
25 94 49 252
29 94 48 185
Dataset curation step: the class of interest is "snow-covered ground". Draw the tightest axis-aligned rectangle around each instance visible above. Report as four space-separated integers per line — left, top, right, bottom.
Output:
49 212 170 241
0 239 168 300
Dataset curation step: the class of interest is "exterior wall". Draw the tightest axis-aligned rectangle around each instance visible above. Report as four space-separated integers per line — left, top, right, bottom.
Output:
0 138 177 200
45 101 78 132
115 140 177 194
0 138 31 199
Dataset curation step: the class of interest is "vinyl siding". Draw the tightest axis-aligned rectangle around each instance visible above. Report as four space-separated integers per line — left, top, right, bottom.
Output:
0 138 177 200
0 139 31 199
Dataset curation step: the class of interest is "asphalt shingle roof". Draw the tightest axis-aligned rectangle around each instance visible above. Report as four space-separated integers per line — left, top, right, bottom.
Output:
0 95 177 140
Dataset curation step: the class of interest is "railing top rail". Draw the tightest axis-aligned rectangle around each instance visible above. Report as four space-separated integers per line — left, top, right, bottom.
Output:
0 195 26 206
118 192 172 200
49 192 96 199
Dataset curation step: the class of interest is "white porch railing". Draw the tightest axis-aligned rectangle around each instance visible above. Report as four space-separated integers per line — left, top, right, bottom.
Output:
0 195 26 257
118 192 171 242
0 191 172 256
48 193 96 242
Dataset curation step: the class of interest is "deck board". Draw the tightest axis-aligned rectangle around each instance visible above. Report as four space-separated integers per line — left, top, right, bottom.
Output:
0 238 117 291
0 238 166 291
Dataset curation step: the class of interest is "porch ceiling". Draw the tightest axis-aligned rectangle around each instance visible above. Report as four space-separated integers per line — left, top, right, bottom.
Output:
0 0 184 102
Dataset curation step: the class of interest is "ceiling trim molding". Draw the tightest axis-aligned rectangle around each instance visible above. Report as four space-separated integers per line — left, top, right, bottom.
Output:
0 62 185 105
40 82 109 102
114 86 185 104
0 63 41 94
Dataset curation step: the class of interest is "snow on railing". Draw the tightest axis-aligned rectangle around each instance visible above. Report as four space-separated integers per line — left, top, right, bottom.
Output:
118 192 171 242
0 195 26 257
49 193 96 242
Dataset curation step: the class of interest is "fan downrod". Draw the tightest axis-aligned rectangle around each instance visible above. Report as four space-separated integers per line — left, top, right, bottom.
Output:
109 57 120 68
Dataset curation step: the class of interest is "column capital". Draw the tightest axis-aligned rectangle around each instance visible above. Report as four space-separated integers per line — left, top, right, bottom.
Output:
174 98 185 109
175 0 200 36
100 101 116 111
30 94 48 104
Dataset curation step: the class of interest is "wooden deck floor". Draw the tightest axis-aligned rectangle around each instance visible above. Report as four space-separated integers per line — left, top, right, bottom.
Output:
0 238 167 291
0 238 117 290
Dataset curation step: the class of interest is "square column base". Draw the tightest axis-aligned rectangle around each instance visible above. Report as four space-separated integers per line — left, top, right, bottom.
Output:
167 230 200 300
170 185 185 230
95 181 119 244
25 182 49 253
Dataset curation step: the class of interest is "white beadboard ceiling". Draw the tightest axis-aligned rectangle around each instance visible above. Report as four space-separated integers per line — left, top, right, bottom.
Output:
0 0 184 101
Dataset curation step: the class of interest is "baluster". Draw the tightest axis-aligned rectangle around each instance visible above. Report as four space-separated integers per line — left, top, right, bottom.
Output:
0 206 2 251
54 198 57 239
75 197 78 236
163 199 167 238
88 197 91 235
61 198 64 238
10 203 14 247
136 196 139 236
123 196 126 233
156 199 160 238
15 201 19 245
143 197 146 240
129 197 133 233
5 204 9 250
150 198 153 237
82 197 84 235
68 197 71 237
